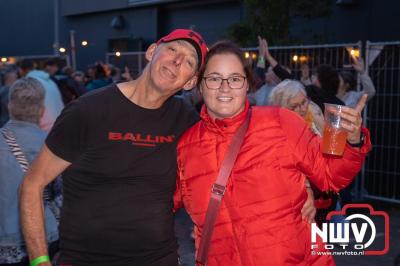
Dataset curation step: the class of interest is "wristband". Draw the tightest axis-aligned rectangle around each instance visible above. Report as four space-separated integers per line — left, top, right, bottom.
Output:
30 255 50 266
347 132 365 148
258 57 265 64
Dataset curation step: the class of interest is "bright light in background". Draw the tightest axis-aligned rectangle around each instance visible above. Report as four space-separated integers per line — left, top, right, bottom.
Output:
299 55 308 62
115 51 121 57
350 49 360 58
81 40 88 46
1 57 7 63
292 55 298 62
59 47 66 53
251 53 257 60
244 52 250 59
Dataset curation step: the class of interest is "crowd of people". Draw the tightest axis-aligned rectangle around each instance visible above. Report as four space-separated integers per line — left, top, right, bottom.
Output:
0 29 373 266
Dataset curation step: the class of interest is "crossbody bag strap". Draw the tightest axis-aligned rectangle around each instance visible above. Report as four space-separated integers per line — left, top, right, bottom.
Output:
1 128 30 172
196 108 252 266
1 127 51 202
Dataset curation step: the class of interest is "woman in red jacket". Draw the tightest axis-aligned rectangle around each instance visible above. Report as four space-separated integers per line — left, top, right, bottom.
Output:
174 41 371 266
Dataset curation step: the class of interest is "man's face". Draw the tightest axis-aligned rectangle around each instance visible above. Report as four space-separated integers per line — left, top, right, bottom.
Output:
147 40 198 96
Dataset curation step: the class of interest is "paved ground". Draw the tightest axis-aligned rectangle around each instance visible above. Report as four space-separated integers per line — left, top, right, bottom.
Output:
174 201 400 265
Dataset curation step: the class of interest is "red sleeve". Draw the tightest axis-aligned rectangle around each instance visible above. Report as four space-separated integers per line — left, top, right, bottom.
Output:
279 108 372 192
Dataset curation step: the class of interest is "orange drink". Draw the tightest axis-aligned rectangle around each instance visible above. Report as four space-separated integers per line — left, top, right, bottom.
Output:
322 124 347 155
322 103 348 156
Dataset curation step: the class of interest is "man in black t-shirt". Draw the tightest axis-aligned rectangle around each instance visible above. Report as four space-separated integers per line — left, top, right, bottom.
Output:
20 29 208 266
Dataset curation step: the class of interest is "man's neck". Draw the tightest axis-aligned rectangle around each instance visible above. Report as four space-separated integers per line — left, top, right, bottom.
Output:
117 74 171 109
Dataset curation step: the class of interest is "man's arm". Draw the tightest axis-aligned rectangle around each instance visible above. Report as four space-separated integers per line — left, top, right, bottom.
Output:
20 144 71 264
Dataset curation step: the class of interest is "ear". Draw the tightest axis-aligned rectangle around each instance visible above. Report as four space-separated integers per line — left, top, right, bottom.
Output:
245 81 250 92
39 106 45 119
182 75 198 91
145 43 158 62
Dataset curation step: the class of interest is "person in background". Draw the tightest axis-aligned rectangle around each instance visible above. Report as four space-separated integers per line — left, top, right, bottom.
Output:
85 63 112 91
248 36 291 106
305 64 345 113
44 59 82 104
268 79 324 135
110 65 121 83
0 65 19 127
252 39 344 114
71 71 87 95
121 66 134 82
174 40 371 266
0 78 59 266
18 59 64 132
337 56 376 108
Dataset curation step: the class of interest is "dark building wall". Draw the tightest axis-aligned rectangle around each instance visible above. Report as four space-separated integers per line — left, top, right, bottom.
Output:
61 0 185 16
1 0 399 69
159 1 242 44
0 0 55 57
61 0 241 70
61 0 129 16
60 6 159 70
290 0 400 44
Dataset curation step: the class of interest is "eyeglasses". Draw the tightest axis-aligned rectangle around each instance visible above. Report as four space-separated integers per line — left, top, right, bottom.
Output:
203 75 246 90
288 97 310 111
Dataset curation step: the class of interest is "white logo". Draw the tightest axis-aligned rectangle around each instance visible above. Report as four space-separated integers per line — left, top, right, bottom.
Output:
310 204 389 256
311 213 375 249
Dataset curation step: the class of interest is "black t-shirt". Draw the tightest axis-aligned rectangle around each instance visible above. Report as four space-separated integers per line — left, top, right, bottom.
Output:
46 84 199 265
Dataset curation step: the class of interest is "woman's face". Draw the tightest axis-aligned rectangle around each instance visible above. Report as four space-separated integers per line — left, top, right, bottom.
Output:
287 92 309 118
200 53 248 120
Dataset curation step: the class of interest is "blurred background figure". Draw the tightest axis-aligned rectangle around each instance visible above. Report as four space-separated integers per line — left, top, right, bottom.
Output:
85 63 112 91
337 57 376 108
17 59 64 132
268 79 324 135
248 36 291 106
0 65 19 127
71 71 87 95
43 59 82 104
306 64 344 113
0 78 59 266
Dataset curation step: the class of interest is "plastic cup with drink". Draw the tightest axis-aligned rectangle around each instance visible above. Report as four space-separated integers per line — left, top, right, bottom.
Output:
322 103 348 156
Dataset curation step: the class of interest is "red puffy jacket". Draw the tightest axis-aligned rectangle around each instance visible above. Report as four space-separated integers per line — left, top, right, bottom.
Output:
174 102 371 266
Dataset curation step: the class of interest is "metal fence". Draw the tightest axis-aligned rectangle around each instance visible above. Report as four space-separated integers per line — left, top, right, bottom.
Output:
104 42 400 204
362 41 400 204
243 41 362 79
105 42 362 81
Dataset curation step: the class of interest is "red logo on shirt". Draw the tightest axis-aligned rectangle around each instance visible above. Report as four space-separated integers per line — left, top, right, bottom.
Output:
108 132 175 147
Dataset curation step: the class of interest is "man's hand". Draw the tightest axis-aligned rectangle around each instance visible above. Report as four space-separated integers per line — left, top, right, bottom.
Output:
301 187 316 224
326 94 368 144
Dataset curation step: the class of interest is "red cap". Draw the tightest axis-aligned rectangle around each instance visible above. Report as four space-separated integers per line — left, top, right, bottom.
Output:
157 29 208 70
